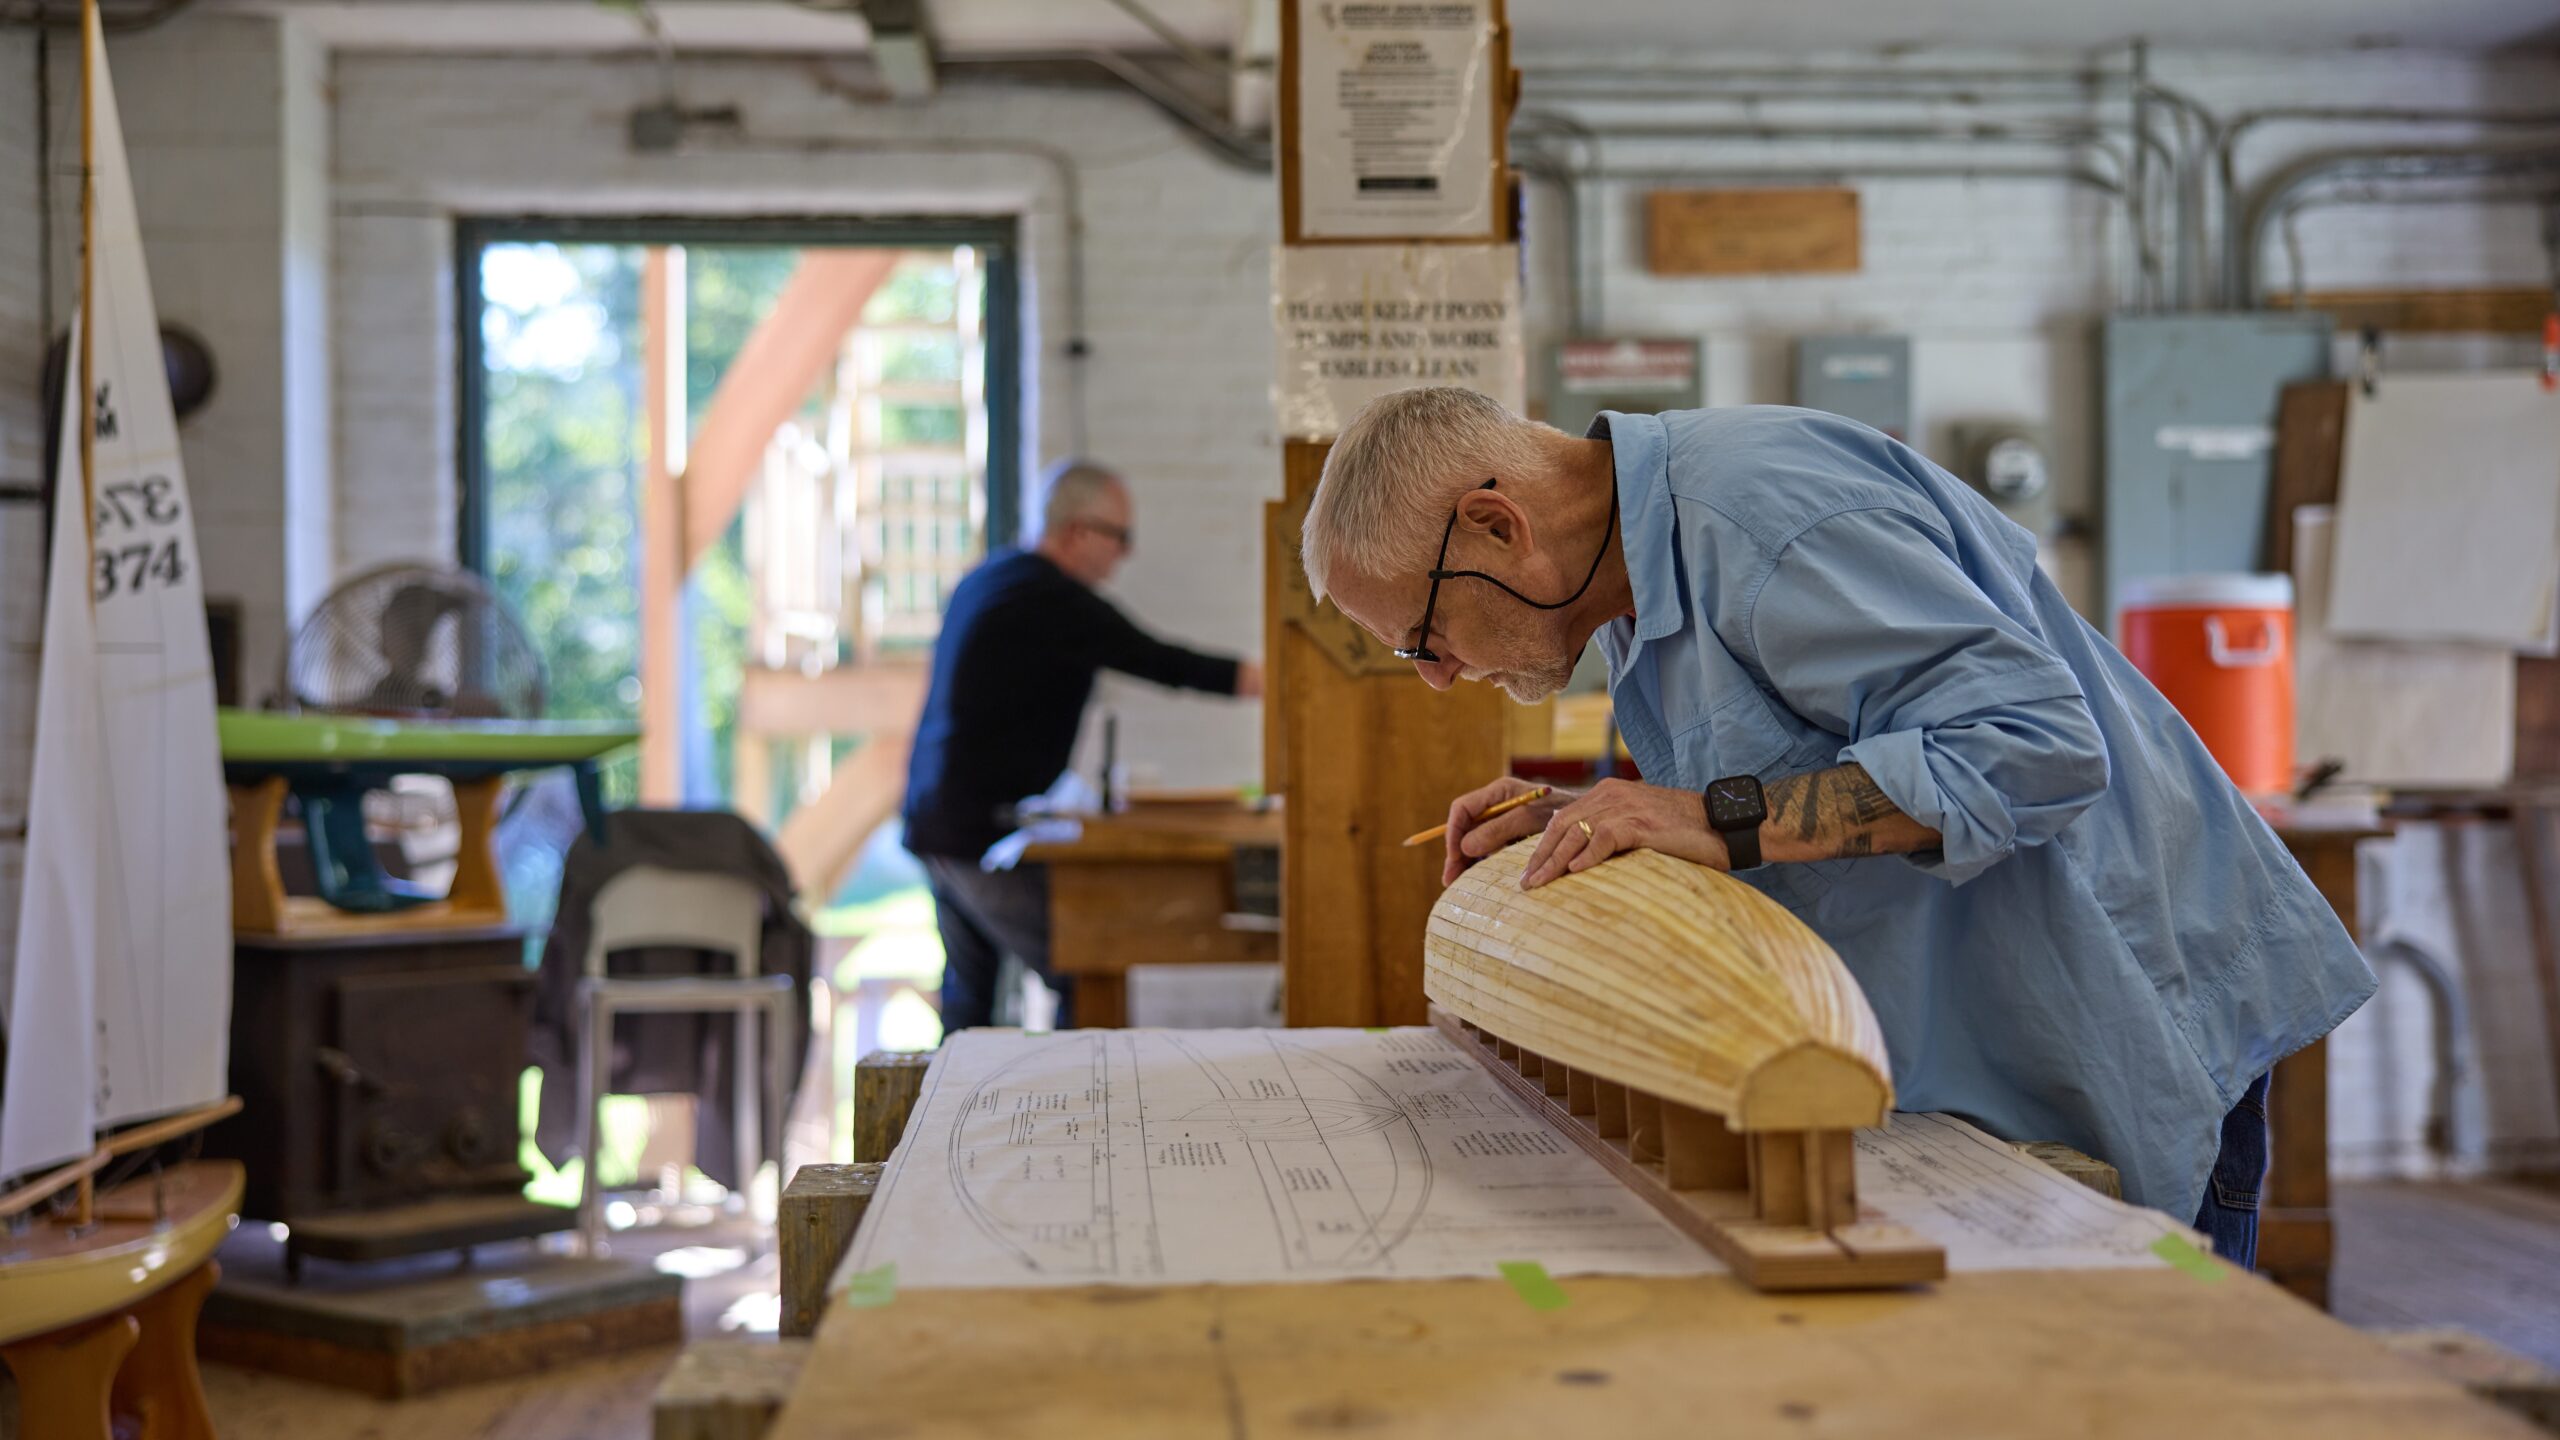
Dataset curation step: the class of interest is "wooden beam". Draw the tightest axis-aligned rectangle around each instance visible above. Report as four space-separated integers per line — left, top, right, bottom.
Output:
640 247 686 805
771 732 910 904
736 664 929 739
681 250 900 566
2265 287 2554 335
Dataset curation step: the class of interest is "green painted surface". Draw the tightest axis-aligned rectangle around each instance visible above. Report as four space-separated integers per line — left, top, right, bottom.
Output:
218 708 637 765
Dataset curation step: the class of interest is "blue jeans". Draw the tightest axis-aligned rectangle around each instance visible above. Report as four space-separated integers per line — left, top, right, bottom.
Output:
2191 1070 2271 1267
921 856 1065 1032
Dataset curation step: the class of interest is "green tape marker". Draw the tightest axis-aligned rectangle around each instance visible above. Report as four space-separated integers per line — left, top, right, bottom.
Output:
1366 1027 1390 1034
1499 1261 1570 1311
2149 1233 2223 1282
834 1262 899 1309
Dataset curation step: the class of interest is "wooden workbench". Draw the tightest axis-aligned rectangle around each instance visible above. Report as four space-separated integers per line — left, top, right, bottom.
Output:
765 1043 2535 1440
769 1245 2531 1438
1020 806 1283 1026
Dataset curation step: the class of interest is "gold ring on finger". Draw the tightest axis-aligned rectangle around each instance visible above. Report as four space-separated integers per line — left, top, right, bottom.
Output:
1577 820 1594 839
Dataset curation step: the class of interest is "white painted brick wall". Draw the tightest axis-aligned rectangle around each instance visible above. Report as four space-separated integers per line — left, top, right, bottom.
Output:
331 52 1279 790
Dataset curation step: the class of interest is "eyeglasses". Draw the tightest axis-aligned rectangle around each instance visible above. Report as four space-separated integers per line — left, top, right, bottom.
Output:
1081 518 1134 550
1391 477 1620 665
1392 480 1496 663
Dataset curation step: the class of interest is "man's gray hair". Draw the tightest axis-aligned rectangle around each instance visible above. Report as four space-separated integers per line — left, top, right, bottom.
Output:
1300 387 1557 602
1036 459 1125 538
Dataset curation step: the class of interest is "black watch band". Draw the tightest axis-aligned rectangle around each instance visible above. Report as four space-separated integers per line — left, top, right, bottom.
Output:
1702 775 1769 872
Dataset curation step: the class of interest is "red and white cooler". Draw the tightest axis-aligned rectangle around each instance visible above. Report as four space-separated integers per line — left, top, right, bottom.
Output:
2117 573 2296 795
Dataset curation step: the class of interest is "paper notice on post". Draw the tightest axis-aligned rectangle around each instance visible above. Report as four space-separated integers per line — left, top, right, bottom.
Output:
1293 0 1499 240
844 1030 2201 1291
1274 243 1523 439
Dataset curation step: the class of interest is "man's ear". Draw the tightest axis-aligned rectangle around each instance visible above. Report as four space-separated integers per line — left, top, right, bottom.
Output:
1455 488 1533 555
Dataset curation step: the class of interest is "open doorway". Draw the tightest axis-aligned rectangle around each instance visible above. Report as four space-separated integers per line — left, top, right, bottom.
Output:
459 216 1014 1181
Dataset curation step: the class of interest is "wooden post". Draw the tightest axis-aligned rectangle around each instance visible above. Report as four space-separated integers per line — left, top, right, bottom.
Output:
1802 1130 1859 1232
851 1051 934 1165
779 1163 881 1338
1752 1132 1809 1226
640 247 687 805
1269 0 1519 1028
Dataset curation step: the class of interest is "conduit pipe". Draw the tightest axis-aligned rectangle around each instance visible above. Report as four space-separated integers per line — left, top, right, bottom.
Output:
2236 144 2560 306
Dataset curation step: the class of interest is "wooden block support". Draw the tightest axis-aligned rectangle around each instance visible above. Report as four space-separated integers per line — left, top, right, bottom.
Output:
653 1338 811 1440
1564 1067 1596 1117
1541 1058 1569 1098
1661 1100 1749 1192
1627 1090 1665 1164
1805 1130 1858 1233
1752 1131 1809 1226
1592 1079 1628 1139
852 1051 934 1165
779 1164 882 1339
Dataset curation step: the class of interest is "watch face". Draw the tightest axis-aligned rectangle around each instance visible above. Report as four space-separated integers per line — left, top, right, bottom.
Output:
1705 775 1767 831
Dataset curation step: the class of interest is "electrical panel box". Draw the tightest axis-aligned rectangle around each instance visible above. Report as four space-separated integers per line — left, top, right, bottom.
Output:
2099 314 2333 634
1793 335 1911 439
1542 337 1702 439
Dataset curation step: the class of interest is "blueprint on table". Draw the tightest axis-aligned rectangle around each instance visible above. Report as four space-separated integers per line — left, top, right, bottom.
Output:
844 1028 2194 1290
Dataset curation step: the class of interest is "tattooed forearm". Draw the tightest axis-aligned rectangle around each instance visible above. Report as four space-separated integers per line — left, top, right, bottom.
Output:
1761 763 1939 864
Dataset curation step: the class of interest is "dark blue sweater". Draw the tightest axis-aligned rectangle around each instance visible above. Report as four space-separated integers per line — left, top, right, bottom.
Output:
900 548 1240 858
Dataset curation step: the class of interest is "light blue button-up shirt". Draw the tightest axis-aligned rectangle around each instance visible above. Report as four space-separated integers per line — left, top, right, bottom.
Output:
1592 406 2375 1219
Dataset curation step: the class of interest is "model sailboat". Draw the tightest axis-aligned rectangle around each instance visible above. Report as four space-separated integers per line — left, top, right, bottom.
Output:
0 6 243 1410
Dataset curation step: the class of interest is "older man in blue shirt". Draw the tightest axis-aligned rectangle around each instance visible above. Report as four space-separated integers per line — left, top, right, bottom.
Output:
1300 386 2375 1262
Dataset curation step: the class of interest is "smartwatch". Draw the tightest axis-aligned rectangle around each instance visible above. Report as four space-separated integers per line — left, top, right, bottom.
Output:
1703 774 1768 871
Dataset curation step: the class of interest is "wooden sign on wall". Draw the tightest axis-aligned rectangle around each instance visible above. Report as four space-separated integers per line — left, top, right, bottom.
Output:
1647 188 1861 276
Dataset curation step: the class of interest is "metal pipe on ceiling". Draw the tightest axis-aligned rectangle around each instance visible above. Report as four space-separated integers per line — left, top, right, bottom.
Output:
2236 143 2560 307
1515 107 2162 323
2216 108 2560 304
1516 137 2136 333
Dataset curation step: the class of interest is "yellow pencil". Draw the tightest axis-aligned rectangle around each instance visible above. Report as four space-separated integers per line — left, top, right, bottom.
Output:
1401 786 1552 848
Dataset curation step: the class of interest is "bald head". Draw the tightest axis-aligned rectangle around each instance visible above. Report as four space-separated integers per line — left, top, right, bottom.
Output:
1034 459 1136 586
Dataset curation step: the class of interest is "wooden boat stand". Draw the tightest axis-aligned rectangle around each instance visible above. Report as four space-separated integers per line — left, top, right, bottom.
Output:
1433 1009 1945 1291
1 1100 246 1440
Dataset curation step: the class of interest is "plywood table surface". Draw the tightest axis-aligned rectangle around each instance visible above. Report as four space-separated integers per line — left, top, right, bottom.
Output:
770 1267 2536 1439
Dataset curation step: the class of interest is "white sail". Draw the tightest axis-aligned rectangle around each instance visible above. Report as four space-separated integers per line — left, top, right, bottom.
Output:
0 7 230 1181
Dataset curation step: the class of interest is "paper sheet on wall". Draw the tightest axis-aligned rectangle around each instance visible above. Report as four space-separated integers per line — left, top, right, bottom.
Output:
1273 244 1523 439
1292 0 1499 240
842 1029 2195 1290
2328 373 2560 650
2295 505 2513 787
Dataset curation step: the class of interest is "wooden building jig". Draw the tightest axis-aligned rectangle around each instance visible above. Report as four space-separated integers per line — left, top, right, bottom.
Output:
1425 840 1947 1291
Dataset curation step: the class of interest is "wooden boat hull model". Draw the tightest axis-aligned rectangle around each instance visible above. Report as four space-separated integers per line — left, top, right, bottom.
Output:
1425 840 1946 1291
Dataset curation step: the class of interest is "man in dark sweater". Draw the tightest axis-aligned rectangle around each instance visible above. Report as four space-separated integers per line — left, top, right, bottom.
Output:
902 462 1262 1030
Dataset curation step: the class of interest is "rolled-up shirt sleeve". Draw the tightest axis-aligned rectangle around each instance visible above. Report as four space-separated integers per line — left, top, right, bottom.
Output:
1743 506 2109 884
